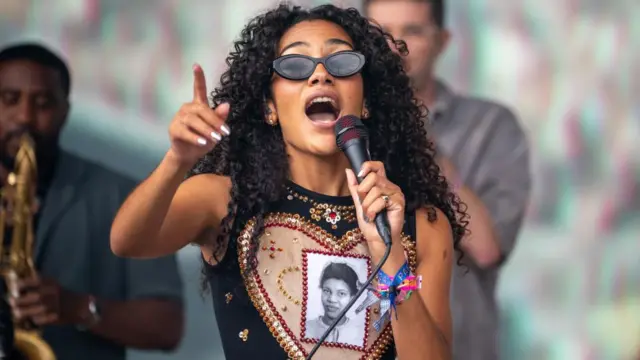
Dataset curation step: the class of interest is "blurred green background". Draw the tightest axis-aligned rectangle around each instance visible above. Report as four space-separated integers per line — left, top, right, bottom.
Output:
1 0 638 359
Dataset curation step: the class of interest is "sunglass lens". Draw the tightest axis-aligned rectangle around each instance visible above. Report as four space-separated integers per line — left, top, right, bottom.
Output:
278 56 315 80
326 53 363 77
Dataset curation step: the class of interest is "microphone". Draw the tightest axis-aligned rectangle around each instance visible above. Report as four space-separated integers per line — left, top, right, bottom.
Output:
335 115 392 246
305 115 393 359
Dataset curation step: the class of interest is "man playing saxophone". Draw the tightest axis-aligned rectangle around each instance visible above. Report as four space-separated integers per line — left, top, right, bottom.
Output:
0 42 185 359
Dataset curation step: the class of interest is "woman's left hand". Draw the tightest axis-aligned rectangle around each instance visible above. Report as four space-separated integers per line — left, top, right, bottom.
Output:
345 161 406 260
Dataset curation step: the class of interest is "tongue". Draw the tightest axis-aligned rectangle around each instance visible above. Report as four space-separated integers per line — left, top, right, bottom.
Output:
308 112 337 122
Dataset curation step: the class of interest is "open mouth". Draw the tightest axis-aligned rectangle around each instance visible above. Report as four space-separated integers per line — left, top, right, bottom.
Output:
305 96 340 123
325 305 339 314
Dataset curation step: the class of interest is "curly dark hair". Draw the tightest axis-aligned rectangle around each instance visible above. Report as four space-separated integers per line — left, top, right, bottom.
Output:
189 4 468 277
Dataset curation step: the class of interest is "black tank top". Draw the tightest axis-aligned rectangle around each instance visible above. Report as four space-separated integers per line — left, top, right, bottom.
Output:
205 181 417 360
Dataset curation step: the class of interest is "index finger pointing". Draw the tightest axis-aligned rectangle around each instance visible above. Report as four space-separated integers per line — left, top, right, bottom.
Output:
192 63 209 104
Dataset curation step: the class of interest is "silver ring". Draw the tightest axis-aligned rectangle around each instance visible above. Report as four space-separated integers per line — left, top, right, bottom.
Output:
382 195 390 207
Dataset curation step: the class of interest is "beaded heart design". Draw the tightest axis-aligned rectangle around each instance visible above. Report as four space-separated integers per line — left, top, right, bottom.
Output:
237 213 398 360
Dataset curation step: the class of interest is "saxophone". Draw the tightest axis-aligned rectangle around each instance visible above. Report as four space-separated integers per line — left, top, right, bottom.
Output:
0 133 56 360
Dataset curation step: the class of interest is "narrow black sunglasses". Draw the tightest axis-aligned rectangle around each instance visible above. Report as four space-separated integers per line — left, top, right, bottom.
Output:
272 51 366 80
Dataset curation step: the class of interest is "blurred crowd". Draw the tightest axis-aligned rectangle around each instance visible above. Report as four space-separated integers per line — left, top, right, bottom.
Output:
0 0 637 359
1 0 637 232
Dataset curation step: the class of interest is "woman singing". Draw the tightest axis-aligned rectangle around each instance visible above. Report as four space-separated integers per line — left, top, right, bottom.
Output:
111 4 467 360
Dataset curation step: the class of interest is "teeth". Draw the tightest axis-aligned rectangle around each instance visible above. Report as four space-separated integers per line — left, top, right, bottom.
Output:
308 96 337 108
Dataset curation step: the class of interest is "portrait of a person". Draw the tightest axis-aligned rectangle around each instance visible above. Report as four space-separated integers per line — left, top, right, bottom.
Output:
305 261 365 347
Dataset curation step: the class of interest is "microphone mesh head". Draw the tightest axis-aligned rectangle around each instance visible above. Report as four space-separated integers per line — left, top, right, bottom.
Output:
335 115 368 150
334 115 361 135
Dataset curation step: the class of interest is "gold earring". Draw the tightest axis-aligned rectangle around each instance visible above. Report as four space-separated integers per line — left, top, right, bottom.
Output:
361 107 370 119
267 114 278 126
265 107 278 126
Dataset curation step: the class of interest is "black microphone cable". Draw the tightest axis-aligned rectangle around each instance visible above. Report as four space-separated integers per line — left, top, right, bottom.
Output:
304 241 391 360
305 115 394 359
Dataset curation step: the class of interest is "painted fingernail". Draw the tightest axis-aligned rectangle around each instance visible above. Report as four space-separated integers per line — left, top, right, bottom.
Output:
357 169 365 178
363 215 370 223
220 125 231 135
197 137 207 146
211 131 221 141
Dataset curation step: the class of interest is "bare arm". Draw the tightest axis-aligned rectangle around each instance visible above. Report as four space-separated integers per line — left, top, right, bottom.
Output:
344 163 452 359
78 296 183 351
84 204 187 350
441 107 530 269
438 158 500 268
457 187 499 267
111 64 231 258
391 208 453 360
82 253 186 350
110 153 230 258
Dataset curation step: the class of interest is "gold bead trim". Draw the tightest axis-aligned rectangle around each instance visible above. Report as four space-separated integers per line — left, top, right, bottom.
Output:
362 327 394 360
401 235 418 272
237 212 413 359
238 216 306 359
276 266 301 306
239 329 249 342
262 239 284 259
287 187 356 229
262 212 364 252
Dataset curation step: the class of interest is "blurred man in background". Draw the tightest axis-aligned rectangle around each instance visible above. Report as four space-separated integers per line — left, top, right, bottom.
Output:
0 42 184 359
366 1 531 359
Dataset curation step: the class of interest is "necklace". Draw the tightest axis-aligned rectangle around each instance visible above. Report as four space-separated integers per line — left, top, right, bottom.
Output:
286 187 356 230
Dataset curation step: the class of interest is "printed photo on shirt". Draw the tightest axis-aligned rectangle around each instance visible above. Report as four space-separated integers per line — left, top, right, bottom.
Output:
302 251 369 348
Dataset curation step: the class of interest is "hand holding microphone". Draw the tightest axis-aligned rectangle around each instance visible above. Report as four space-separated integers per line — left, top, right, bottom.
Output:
337 116 405 251
306 115 407 359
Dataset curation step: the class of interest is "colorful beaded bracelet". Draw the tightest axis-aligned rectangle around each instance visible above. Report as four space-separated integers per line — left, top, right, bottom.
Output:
372 261 422 332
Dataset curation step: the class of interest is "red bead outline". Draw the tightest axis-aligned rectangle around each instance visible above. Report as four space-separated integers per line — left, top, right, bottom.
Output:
239 214 396 359
299 249 372 351
265 212 366 252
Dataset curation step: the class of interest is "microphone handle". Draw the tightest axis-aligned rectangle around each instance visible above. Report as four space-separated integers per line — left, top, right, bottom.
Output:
374 214 393 247
343 139 393 246
307 136 394 359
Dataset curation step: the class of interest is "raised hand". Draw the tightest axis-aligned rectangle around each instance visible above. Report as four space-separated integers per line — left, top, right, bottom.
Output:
168 64 230 167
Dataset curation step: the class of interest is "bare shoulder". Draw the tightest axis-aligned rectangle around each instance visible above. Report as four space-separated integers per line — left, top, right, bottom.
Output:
414 207 454 263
